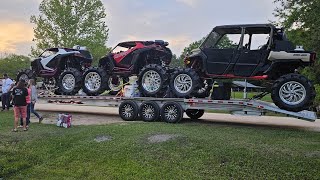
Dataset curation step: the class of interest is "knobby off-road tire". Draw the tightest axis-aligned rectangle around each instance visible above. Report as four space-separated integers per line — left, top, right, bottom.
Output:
16 69 35 82
107 75 127 95
138 64 169 97
271 73 315 112
57 68 82 95
193 79 213 98
170 68 200 98
82 67 108 96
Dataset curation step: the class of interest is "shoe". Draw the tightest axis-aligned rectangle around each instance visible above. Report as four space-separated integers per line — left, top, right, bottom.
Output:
23 128 28 131
12 129 18 132
26 125 29 128
18 125 23 128
39 117 43 123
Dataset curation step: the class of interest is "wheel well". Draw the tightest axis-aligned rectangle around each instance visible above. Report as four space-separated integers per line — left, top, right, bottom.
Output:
267 60 304 80
133 50 163 74
185 57 204 71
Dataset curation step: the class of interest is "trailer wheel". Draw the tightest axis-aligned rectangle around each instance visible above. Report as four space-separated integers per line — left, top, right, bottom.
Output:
139 101 160 122
161 102 183 123
119 101 139 121
186 109 204 119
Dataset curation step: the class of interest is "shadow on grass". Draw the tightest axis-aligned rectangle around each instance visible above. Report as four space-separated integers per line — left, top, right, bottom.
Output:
180 118 315 132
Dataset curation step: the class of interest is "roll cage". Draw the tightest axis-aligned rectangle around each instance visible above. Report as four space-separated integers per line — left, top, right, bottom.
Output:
200 24 279 51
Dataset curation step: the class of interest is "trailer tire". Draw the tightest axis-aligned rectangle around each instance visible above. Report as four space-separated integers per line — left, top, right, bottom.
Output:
119 100 139 121
186 109 204 119
139 101 160 122
161 102 183 123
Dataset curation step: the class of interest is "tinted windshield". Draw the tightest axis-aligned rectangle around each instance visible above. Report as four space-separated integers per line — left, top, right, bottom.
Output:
79 50 93 59
40 50 58 58
200 31 221 49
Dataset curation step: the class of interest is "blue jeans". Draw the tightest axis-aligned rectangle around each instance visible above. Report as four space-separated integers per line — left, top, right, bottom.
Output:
30 102 41 119
1 92 11 110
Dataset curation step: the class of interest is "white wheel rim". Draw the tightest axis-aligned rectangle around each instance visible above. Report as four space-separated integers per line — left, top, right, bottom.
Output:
85 72 102 92
174 74 193 94
122 104 134 118
142 104 155 119
164 105 178 121
62 74 75 91
279 81 306 105
108 76 123 92
19 74 29 81
197 80 209 94
142 70 161 93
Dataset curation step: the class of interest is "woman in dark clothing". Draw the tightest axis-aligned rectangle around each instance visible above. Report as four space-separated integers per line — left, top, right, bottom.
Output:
12 80 28 132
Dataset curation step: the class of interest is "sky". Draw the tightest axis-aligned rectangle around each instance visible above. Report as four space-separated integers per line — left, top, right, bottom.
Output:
0 0 277 57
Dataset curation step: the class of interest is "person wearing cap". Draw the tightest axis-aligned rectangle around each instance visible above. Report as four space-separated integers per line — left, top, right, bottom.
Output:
1 73 14 111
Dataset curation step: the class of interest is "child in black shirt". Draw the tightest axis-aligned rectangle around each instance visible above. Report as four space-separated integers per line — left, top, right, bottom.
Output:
12 80 28 132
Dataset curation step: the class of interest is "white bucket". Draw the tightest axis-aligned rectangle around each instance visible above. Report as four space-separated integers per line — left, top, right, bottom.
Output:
124 76 140 97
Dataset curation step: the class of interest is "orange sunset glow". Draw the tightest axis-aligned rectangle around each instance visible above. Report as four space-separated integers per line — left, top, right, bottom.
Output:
0 22 34 54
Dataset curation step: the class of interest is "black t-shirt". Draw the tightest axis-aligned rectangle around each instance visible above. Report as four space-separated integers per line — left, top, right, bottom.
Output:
12 87 28 106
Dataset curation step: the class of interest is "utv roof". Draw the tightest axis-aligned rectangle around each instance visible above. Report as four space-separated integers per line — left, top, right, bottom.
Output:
213 24 278 34
45 47 89 52
215 24 276 29
118 40 168 48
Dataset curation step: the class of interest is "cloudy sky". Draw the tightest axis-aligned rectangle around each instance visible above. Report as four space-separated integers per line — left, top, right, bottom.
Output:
0 0 277 56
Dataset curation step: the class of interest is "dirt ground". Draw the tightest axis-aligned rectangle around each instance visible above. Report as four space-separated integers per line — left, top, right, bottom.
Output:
29 103 320 132
30 111 131 126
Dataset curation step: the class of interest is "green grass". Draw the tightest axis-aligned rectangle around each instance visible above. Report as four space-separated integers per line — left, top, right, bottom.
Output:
231 91 272 102
1 111 320 179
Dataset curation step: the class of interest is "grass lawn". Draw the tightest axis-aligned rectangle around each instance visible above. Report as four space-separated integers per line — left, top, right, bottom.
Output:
0 111 320 179
231 91 272 102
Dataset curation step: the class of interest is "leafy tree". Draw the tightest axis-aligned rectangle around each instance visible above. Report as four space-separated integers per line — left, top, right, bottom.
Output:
30 0 109 62
176 35 234 67
274 0 320 106
0 55 31 78
170 54 183 67
274 0 320 54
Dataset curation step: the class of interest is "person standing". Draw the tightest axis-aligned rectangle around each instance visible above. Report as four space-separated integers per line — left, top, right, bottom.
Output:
19 81 31 127
29 79 43 123
1 73 14 111
12 80 28 132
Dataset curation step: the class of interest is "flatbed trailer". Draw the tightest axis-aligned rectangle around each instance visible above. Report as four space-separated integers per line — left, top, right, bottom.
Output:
38 95 318 123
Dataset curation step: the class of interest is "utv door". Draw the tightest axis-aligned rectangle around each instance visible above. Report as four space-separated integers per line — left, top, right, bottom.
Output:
203 48 235 75
233 49 269 77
